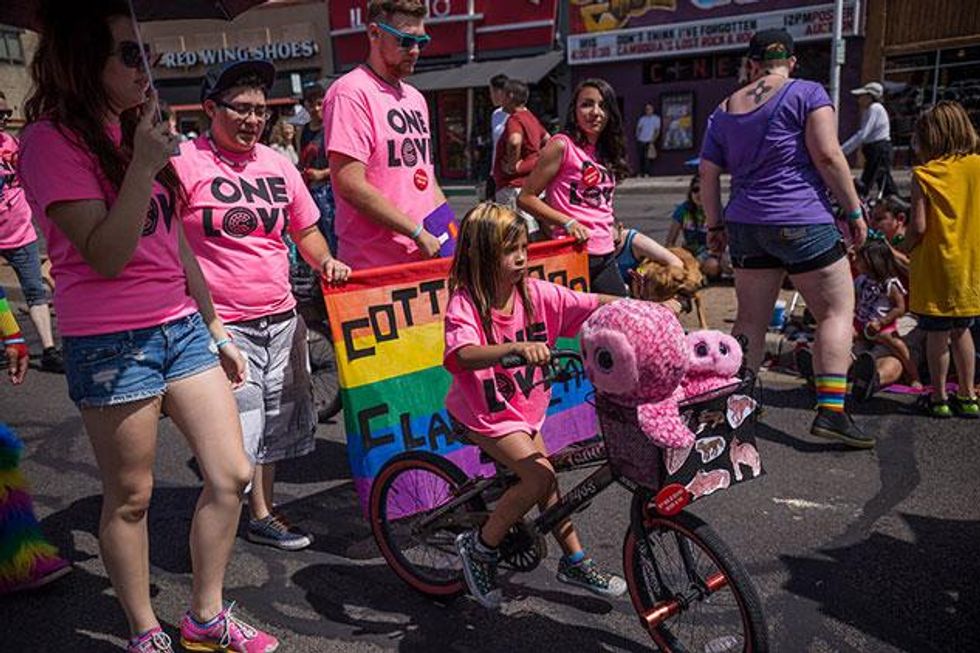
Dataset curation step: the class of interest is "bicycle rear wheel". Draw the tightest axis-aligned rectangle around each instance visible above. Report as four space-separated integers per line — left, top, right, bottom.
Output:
369 451 487 599
623 505 768 653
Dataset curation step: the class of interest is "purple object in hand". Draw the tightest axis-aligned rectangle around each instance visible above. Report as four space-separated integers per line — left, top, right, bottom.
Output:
422 202 458 258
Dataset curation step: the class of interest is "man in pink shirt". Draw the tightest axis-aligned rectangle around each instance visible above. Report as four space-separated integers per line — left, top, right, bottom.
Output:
324 0 454 271
176 60 351 552
0 91 63 373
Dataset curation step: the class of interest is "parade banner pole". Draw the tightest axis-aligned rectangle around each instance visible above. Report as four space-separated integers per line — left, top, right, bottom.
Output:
829 0 846 111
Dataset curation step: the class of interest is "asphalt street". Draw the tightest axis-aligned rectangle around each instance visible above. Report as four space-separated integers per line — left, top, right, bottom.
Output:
1 187 977 652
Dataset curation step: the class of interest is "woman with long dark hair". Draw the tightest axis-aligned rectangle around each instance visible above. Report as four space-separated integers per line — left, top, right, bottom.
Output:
519 78 632 295
17 2 278 651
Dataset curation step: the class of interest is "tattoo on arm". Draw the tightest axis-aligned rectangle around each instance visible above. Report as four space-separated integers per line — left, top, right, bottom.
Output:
748 79 772 104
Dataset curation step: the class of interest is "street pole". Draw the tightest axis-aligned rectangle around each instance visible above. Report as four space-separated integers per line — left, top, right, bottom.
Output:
465 0 476 179
829 0 846 110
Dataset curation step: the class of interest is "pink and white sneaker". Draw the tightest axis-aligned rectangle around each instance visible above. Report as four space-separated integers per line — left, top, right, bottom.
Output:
127 627 174 652
179 601 278 652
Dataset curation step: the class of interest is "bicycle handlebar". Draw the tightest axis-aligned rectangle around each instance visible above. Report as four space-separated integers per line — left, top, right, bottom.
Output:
499 348 583 369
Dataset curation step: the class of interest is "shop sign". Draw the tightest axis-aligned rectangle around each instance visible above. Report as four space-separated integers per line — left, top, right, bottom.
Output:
567 1 859 65
157 40 318 69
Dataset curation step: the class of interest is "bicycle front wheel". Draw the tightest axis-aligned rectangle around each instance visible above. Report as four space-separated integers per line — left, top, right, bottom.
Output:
623 507 768 652
369 451 487 599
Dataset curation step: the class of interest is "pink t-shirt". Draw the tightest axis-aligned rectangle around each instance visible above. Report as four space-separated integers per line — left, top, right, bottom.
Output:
545 133 616 256
0 132 37 250
323 65 439 270
17 120 195 336
444 277 599 437
173 136 319 323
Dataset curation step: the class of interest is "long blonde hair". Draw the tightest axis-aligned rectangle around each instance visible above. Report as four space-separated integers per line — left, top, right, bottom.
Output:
448 202 533 343
268 118 295 148
914 100 979 163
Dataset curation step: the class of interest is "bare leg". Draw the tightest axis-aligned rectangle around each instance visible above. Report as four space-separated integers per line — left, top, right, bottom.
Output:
925 331 952 402
27 304 56 349
248 463 276 521
81 398 163 637
163 367 252 622
731 267 785 372
466 431 556 548
875 333 920 384
527 432 582 557
875 356 904 387
789 258 854 380
950 327 976 398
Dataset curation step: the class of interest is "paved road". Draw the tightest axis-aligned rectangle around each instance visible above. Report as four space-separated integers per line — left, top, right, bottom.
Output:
2 188 977 652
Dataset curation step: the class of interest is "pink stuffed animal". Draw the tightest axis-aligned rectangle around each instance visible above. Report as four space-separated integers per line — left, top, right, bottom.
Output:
681 331 743 400
580 300 694 449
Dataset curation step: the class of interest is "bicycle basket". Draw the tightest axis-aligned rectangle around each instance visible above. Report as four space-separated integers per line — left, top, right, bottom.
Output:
597 377 763 514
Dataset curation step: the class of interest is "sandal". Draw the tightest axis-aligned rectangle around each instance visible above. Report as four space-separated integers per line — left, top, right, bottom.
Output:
917 395 952 418
950 395 980 419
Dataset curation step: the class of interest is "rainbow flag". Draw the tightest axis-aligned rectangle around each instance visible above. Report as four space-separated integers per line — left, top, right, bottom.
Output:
323 239 598 511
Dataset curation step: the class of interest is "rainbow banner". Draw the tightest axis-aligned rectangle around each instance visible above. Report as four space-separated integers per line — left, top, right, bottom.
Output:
323 239 598 511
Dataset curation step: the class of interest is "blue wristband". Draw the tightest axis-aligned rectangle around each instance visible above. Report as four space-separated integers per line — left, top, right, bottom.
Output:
847 207 863 221
213 337 232 350
410 223 424 240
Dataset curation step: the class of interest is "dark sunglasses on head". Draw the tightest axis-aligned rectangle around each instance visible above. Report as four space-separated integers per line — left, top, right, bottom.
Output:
0 109 12 120
375 22 431 50
116 40 152 69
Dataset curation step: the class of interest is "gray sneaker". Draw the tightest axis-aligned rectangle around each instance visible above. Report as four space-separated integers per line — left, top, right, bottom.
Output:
455 529 502 609
556 556 627 597
246 513 313 551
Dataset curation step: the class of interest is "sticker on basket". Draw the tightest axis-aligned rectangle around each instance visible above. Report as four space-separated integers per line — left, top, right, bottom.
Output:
655 483 691 516
685 468 731 500
697 410 726 435
730 438 762 482
726 394 757 429
664 442 693 475
694 435 726 464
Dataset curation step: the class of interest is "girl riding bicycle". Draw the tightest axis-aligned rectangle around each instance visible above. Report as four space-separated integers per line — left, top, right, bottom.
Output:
444 202 624 609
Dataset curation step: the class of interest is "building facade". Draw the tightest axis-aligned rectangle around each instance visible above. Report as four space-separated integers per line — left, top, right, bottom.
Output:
140 0 332 135
566 0 867 176
0 26 37 132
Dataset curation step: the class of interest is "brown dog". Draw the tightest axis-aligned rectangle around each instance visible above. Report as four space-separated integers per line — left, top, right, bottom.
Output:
631 247 708 328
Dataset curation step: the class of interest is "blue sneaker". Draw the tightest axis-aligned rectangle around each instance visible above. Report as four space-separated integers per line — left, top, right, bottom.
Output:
556 557 627 597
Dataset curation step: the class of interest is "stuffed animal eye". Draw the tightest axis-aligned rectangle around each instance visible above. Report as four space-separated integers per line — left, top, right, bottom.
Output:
719 343 729 355
695 342 709 357
596 348 615 371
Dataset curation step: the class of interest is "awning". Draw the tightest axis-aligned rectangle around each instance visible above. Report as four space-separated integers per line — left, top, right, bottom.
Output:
408 50 564 92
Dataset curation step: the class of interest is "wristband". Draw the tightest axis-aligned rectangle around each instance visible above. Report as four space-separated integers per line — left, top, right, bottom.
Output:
563 218 578 231
213 337 232 350
847 207 863 222
410 223 424 240
708 224 726 233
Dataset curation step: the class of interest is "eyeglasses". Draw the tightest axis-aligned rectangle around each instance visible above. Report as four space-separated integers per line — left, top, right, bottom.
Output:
375 22 431 51
214 99 272 121
115 40 152 69
0 109 12 121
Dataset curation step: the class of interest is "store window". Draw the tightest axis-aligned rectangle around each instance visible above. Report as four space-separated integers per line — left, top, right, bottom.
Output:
0 29 24 64
883 45 980 164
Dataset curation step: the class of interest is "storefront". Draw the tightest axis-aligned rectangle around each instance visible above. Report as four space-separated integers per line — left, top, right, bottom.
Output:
566 0 867 176
863 0 980 166
328 0 562 183
140 0 332 136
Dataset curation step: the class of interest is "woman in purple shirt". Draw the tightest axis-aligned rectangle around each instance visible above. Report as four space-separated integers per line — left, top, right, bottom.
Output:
699 29 871 448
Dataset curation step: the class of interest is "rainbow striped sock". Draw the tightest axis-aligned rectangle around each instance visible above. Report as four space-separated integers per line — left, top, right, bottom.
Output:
815 375 847 412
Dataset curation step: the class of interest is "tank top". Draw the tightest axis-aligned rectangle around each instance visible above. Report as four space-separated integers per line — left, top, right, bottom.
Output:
544 133 615 255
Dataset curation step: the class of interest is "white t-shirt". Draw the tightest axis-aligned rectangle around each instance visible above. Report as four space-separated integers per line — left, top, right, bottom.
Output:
490 106 508 167
636 114 661 143
842 101 890 155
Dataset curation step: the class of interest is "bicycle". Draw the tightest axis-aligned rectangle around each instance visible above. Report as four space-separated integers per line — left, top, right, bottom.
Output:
368 349 768 652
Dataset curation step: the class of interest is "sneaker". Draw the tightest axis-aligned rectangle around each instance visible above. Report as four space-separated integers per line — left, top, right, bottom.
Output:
850 351 879 403
40 347 65 373
0 554 71 595
128 627 174 652
246 513 312 551
794 347 815 390
556 556 627 597
455 529 502 609
810 408 875 449
950 395 980 419
918 396 953 418
179 601 278 653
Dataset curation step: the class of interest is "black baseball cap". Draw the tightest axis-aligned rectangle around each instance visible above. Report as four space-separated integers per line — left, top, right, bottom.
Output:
747 29 795 61
200 59 276 103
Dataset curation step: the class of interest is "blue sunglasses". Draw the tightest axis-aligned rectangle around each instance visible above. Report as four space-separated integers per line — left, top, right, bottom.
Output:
375 22 431 50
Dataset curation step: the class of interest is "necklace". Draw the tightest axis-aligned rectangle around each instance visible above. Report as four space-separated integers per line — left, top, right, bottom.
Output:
206 132 255 169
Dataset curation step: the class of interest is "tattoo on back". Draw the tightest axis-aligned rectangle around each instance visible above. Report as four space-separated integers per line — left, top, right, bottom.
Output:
748 79 771 104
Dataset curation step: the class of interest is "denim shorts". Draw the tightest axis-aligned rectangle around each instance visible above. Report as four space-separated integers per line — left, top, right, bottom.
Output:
63 312 218 408
726 222 846 275
916 314 978 332
0 240 49 306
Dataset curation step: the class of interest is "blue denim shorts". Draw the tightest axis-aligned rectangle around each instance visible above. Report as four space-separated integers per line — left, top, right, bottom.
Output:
63 312 218 408
727 222 846 275
0 240 49 306
916 314 978 332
